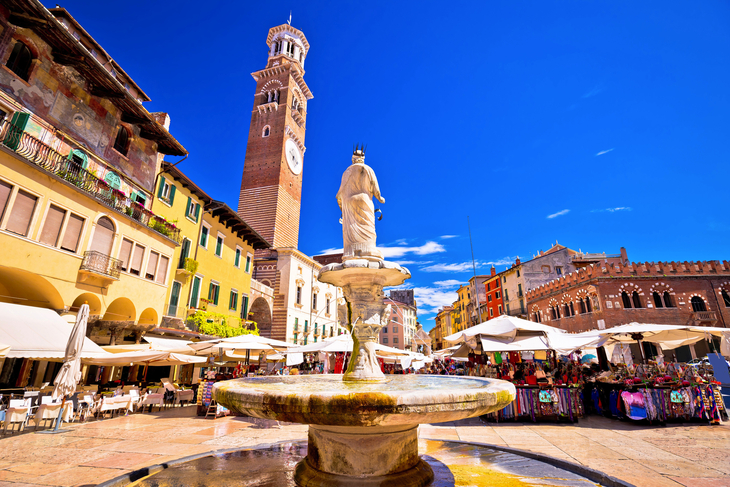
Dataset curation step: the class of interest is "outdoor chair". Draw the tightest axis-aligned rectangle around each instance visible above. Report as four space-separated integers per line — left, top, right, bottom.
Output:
138 392 164 413
77 394 96 421
32 403 64 430
2 401 29 435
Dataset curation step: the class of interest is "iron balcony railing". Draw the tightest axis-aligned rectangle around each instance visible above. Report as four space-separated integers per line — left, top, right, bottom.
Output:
1 121 181 243
80 251 122 279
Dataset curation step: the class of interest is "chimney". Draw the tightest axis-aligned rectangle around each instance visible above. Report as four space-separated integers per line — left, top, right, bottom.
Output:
490 266 496 276
516 257 521 265
150 112 171 130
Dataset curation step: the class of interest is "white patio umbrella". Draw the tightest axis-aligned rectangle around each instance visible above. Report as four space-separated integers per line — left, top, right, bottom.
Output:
0 342 9 357
188 333 292 355
48 303 88 432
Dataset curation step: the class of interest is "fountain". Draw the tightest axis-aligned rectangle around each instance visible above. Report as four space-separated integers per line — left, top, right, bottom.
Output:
213 147 516 486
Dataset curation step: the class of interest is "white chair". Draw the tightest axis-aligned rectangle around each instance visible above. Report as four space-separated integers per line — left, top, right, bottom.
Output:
138 393 164 413
32 403 64 430
2 406 29 435
175 389 195 406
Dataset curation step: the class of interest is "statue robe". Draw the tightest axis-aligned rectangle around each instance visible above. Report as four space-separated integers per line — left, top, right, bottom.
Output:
336 163 382 258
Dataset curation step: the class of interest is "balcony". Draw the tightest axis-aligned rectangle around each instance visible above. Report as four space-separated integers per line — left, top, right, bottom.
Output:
1 122 181 243
690 311 718 325
79 250 122 285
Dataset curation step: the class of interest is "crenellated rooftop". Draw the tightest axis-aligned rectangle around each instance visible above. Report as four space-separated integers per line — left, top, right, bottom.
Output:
526 260 730 300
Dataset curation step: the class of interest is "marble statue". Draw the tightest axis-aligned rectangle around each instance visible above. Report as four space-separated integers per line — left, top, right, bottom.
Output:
336 147 384 261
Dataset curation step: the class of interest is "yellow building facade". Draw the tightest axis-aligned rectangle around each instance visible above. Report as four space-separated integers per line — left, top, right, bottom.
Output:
150 163 270 335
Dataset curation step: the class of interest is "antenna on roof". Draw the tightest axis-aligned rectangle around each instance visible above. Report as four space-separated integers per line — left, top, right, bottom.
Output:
288 11 292 25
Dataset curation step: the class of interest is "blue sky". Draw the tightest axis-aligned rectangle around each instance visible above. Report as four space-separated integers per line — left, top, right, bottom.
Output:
48 1 730 330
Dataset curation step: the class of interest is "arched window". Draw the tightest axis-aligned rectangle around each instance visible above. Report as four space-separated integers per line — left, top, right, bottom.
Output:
722 290 730 308
621 291 632 309
113 126 130 156
262 126 270 137
104 172 121 190
569 301 575 316
551 306 558 320
564 303 570 317
691 296 707 312
663 291 674 308
6 41 33 81
586 297 593 312
89 216 115 256
632 291 642 308
579 299 586 314
653 292 663 308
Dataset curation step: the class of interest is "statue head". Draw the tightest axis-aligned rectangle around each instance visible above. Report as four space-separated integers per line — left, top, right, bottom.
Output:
352 144 366 164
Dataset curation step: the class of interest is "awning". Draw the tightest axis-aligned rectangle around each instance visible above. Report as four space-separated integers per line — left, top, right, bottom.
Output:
143 335 193 352
0 302 107 360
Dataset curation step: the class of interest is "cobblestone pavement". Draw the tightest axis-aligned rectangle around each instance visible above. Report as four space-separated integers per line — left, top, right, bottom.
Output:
0 406 728 487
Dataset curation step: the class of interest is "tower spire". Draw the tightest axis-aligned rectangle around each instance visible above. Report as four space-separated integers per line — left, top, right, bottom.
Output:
288 11 292 25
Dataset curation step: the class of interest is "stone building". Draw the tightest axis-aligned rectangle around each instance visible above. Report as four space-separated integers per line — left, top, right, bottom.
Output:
379 295 418 350
526 260 730 360
467 275 489 326
433 305 454 351
0 3 187 387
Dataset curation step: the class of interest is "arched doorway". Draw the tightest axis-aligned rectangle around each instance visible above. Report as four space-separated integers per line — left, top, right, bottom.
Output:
0 265 64 310
250 297 272 338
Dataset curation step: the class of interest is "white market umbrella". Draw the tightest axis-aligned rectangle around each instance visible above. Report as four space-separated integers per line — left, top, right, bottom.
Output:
188 333 291 355
289 334 354 353
444 314 565 344
52 304 88 401
0 342 9 357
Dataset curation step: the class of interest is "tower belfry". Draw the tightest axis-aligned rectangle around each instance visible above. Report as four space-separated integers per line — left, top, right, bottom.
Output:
238 24 312 250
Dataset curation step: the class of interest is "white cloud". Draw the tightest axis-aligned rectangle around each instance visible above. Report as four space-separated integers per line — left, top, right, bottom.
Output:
596 148 614 156
410 286 461 314
433 279 463 287
393 260 433 266
592 207 632 213
380 241 445 258
419 256 516 273
440 235 458 239
319 241 446 259
582 84 604 98
547 209 570 219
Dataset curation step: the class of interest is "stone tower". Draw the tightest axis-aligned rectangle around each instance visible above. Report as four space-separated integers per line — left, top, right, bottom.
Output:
238 24 312 250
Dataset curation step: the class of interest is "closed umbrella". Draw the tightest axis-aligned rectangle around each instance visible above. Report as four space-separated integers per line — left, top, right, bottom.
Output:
49 303 89 432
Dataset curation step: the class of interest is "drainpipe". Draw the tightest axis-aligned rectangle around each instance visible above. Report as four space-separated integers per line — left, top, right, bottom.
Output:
153 154 189 198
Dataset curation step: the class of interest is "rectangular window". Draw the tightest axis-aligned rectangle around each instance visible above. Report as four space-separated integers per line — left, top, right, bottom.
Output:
235 248 241 267
383 327 388 334
6 189 37 236
294 317 299 331
229 290 238 311
503 276 506 283
200 225 209 248
186 197 200 222
555 266 563 276
314 337 317 343
60 213 84 253
39 205 65 247
383 337 388 344
296 286 302 305
215 234 223 257
304 320 308 332
190 275 201 308
208 282 220 305
0 180 12 223
304 337 307 345
293 333 298 343
130 244 145 276
156 255 169 284
326 298 330 314
312 293 317 310
146 251 159 280
489 308 494 317
242 295 249 320
119 238 133 272
245 254 252 273
498 305 502 314
393 337 398 344
495 291 500 299
487 295 492 302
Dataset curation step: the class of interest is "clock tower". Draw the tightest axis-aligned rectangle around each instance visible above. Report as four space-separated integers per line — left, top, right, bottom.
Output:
238 24 312 250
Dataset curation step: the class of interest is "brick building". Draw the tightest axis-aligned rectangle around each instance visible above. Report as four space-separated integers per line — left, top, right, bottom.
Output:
526 260 730 360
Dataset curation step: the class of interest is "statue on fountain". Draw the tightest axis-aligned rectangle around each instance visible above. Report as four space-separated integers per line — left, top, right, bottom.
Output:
337 145 385 262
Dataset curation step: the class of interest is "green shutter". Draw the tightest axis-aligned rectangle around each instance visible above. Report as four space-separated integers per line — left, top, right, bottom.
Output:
235 249 240 267
243 296 249 319
245 255 251 273
4 112 30 150
208 282 213 301
215 237 222 256
190 277 200 308
157 176 166 198
169 184 176 205
186 196 192 217
214 285 219 305
194 203 201 222
200 226 208 247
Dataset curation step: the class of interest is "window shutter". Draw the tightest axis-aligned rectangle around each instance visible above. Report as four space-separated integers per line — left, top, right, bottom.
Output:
146 251 159 280
186 196 192 216
169 184 176 205
208 283 213 301
6 190 37 236
130 244 145 275
5 112 30 150
157 177 166 198
190 277 200 308
194 203 201 222
0 180 13 221
89 217 115 255
39 205 65 246
214 285 219 305
118 238 133 271
60 213 84 253
156 255 169 284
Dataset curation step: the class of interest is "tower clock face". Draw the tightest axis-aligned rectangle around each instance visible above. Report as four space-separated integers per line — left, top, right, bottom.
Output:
285 138 303 175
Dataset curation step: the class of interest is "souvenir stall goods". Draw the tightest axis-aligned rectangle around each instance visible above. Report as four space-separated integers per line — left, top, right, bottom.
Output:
195 370 230 418
586 360 727 425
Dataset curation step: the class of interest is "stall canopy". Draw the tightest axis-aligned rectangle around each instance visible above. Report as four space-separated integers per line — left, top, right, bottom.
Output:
83 351 207 366
444 315 566 344
290 334 354 353
0 302 107 360
576 323 730 351
188 334 291 355
142 336 193 353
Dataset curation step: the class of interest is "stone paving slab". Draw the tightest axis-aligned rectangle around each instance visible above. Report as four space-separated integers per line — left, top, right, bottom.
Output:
0 406 728 486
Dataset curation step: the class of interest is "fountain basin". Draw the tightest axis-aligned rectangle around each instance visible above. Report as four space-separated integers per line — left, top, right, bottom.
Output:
214 375 516 486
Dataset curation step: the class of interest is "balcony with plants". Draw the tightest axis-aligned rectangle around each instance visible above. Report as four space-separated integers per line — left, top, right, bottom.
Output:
0 120 181 243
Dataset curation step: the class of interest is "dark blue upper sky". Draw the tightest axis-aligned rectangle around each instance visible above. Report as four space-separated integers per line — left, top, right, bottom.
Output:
47 1 730 328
